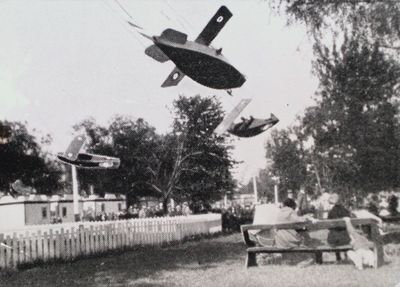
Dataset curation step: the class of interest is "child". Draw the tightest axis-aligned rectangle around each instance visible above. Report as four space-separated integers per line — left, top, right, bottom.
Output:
343 217 375 270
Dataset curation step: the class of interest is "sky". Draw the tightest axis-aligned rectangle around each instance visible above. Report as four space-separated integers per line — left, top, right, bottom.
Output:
0 0 318 183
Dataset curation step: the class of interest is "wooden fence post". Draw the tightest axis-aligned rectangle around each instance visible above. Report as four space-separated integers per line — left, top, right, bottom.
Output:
0 234 5 268
49 229 54 260
37 230 43 261
5 235 12 268
43 231 49 261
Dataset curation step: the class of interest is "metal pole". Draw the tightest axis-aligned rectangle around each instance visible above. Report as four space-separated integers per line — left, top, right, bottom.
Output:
72 165 80 221
274 184 279 205
252 176 258 204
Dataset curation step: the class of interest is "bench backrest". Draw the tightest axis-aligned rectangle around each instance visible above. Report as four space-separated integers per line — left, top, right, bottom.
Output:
241 218 380 247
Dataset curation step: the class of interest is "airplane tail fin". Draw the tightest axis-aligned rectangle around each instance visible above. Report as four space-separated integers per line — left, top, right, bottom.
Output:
160 29 187 44
270 113 279 125
214 99 252 135
145 45 169 63
262 114 279 132
63 135 86 161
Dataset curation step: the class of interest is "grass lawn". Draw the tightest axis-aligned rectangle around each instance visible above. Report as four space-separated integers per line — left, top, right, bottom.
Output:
1 233 400 287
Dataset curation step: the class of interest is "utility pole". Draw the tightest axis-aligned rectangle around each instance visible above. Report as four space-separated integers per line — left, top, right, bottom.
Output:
71 165 80 221
272 176 279 206
252 176 258 204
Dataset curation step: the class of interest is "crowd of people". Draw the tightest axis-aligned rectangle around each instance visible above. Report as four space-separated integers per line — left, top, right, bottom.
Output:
76 202 194 222
120 202 193 219
254 186 387 270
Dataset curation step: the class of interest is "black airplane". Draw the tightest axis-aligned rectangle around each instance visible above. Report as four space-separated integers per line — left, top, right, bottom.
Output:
131 6 246 90
214 99 279 137
228 114 279 137
57 135 120 169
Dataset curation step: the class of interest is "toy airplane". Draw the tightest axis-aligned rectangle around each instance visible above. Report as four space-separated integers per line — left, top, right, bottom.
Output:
57 135 120 169
228 114 279 137
131 6 246 90
214 99 279 137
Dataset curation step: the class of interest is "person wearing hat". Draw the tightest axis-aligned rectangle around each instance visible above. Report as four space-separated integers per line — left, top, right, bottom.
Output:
327 193 351 261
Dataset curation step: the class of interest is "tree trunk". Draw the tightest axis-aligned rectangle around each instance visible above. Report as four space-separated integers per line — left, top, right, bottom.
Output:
163 197 169 214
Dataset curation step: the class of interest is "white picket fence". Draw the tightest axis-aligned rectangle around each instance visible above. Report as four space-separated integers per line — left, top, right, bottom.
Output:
0 214 221 269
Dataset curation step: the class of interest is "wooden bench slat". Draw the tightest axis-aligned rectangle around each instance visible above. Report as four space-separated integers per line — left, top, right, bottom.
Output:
247 245 352 253
241 218 378 232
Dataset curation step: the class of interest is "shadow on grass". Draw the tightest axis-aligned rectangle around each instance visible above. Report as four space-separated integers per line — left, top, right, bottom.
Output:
0 233 247 287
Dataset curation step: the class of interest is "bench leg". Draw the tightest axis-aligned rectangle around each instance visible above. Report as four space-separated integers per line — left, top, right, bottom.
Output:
246 252 258 268
315 251 323 264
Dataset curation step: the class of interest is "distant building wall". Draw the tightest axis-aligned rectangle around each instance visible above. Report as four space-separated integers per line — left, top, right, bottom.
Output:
0 197 25 230
84 194 126 216
24 201 51 225
0 193 127 229
58 200 83 223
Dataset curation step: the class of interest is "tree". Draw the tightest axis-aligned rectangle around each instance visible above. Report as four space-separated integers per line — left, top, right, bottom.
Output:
302 37 400 192
265 128 307 193
271 0 400 51
170 95 236 204
0 120 61 194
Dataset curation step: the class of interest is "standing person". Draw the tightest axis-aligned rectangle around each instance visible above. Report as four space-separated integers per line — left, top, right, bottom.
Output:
296 185 309 216
318 188 331 219
327 193 351 261
182 202 192 216
287 190 294 199
138 204 147 218
175 204 183 216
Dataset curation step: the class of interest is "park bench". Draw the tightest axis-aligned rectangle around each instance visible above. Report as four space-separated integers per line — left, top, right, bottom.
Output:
241 218 384 268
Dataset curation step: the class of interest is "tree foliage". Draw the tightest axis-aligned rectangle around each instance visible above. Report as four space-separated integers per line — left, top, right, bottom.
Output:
171 95 236 203
305 37 400 191
266 128 307 192
266 37 400 195
271 0 400 50
0 120 61 194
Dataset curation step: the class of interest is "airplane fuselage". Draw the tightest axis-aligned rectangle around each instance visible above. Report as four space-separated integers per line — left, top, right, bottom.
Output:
228 117 279 137
228 126 265 138
57 153 120 169
154 37 246 89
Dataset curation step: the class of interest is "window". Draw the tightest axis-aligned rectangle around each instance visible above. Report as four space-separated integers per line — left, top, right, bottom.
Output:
42 207 47 219
118 203 122 211
62 207 67 217
101 203 105 212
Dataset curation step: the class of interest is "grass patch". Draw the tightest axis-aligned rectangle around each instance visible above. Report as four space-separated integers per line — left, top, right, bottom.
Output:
1 232 400 287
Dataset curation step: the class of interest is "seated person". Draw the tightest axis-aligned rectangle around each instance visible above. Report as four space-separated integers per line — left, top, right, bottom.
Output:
274 198 314 248
327 193 351 246
327 193 351 261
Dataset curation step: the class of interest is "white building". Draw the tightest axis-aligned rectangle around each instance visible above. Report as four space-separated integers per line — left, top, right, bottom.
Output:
0 193 127 230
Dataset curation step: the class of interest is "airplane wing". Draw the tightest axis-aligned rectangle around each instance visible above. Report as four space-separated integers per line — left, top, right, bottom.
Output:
63 135 86 161
161 66 185 87
214 98 251 135
195 6 233 46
